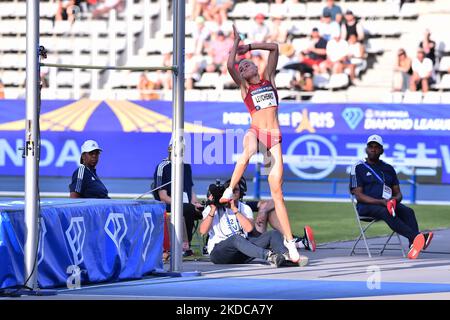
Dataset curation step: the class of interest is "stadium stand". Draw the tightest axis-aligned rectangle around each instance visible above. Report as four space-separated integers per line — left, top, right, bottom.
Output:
0 0 449 103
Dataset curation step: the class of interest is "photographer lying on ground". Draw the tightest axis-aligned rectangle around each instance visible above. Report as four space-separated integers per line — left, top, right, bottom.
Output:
199 178 309 267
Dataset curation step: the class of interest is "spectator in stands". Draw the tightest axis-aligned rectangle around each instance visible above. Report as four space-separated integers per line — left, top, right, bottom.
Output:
200 179 308 267
410 48 433 93
0 80 5 99
248 13 270 43
192 16 210 55
40 66 50 89
270 0 289 18
55 0 79 25
206 30 234 72
318 11 341 42
267 15 288 44
393 48 412 92
419 29 436 65
320 29 354 81
302 27 328 73
341 10 365 42
322 0 343 24
217 64 237 89
185 48 202 90
69 140 110 199
346 34 365 81
85 0 99 11
138 73 160 100
350 134 433 259
291 65 314 92
92 0 124 18
153 142 204 257
160 49 173 90
192 0 214 21
277 43 297 82
209 0 234 23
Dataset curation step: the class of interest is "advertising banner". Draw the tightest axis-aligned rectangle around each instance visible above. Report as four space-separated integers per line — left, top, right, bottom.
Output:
0 100 449 183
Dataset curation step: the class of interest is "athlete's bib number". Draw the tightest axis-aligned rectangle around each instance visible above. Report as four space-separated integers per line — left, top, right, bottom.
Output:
252 90 277 111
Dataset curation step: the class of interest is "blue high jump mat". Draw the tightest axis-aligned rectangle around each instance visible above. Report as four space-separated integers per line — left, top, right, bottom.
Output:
57 277 450 300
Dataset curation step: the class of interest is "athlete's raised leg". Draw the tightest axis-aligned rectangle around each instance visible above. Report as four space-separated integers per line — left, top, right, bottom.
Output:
220 130 258 203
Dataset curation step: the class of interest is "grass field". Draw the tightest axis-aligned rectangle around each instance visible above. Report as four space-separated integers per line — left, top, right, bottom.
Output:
286 201 450 244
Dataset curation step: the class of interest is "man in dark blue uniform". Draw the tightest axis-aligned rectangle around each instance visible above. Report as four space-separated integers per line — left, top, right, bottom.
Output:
350 134 433 259
69 140 109 199
153 143 203 256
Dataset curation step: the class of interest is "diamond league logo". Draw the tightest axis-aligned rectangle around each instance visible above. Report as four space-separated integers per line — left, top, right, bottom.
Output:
65 217 86 266
142 212 154 261
104 213 128 251
342 107 364 130
286 135 338 179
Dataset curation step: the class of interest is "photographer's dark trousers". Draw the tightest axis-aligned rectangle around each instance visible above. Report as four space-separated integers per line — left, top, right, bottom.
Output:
358 203 419 246
210 230 286 264
167 203 200 244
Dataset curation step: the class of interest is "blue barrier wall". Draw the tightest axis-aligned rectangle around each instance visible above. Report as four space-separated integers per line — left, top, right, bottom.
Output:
0 100 449 183
0 199 165 289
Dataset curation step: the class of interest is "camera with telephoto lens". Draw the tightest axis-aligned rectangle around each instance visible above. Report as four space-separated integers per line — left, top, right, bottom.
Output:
203 179 226 208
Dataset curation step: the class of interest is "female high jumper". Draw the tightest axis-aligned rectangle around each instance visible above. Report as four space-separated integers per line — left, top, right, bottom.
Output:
219 25 314 263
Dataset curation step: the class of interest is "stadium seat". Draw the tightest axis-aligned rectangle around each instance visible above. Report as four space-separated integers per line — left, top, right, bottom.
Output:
269 3 289 18
437 56 450 73
434 74 450 90
195 72 220 89
399 3 420 19
228 2 253 19
275 72 293 89
313 73 330 90
422 92 442 103
305 2 323 19
285 3 307 19
350 194 406 258
403 91 423 103
391 92 404 103
326 73 350 90
185 89 206 102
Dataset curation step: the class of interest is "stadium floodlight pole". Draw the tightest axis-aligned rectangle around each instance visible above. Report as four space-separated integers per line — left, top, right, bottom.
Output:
24 0 40 290
170 0 185 273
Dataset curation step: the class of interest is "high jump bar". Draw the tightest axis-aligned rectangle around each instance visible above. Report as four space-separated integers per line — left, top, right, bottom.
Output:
39 62 176 72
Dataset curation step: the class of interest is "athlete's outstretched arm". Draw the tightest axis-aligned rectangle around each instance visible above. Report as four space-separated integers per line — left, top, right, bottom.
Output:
227 25 242 87
250 42 278 85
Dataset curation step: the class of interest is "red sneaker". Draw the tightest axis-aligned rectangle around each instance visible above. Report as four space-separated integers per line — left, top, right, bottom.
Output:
304 225 316 252
423 232 434 250
407 233 425 259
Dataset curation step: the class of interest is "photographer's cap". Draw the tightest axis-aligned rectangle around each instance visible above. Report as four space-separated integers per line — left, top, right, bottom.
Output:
366 134 383 147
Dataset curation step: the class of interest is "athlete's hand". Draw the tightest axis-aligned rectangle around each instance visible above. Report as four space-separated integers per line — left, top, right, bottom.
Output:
232 24 240 42
237 45 249 55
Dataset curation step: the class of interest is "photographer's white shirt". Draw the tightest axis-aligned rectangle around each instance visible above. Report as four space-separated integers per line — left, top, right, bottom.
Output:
202 202 254 254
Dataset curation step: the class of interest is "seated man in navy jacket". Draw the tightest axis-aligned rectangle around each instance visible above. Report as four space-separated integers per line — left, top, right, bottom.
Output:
350 134 433 259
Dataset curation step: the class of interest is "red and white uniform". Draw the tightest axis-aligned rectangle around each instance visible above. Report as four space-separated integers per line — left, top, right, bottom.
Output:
243 79 282 149
243 79 279 115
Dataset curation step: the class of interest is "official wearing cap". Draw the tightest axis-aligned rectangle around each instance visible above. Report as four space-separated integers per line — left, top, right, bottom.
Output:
69 140 110 199
349 135 433 259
